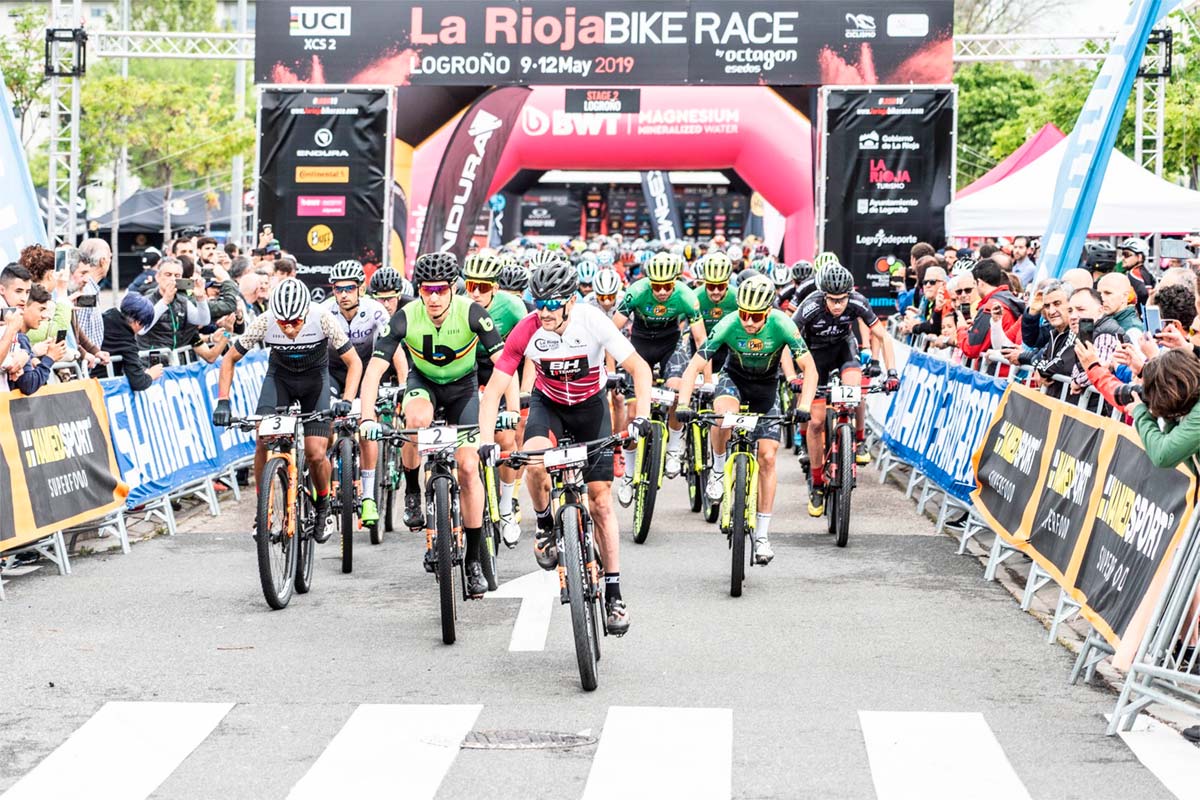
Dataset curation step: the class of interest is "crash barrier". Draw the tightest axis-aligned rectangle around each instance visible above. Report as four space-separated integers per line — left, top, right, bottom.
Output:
0 381 129 599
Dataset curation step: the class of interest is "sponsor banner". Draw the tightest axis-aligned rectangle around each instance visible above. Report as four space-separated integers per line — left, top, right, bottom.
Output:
102 351 268 507
518 188 580 237
418 86 531 261
257 1 953 87
0 382 128 552
881 348 1005 502
640 170 684 243
820 86 955 312
565 88 640 114
258 87 392 298
972 383 1197 656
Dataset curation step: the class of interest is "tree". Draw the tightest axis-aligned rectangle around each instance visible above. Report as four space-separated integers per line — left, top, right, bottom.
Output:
953 63 1044 187
129 0 218 33
0 5 50 147
955 0 1072 34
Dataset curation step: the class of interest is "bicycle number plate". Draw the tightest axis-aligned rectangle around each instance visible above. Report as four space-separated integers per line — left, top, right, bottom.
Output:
831 384 862 404
258 415 296 437
418 426 457 454
722 413 759 430
456 427 480 449
650 387 676 405
544 445 588 470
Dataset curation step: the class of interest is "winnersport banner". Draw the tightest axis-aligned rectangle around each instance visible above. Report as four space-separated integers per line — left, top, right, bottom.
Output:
820 86 955 312
257 87 392 299
641 170 683 243
257 1 954 87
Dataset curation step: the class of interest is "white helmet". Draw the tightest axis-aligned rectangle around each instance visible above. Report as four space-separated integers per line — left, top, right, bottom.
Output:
577 260 598 284
593 268 622 296
329 259 364 284
270 277 310 320
768 262 791 288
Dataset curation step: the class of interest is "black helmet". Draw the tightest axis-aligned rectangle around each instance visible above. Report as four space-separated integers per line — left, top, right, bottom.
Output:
1084 240 1117 272
529 261 578 300
819 264 854 295
791 260 813 282
499 264 529 293
368 267 402 295
412 252 459 286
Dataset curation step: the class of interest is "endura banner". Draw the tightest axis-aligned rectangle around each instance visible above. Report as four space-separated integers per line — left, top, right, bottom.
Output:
641 170 683 243
257 86 393 299
257 1 954 87
819 86 955 311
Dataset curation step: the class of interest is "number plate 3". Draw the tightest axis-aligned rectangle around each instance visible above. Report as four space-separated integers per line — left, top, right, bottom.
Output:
258 415 297 437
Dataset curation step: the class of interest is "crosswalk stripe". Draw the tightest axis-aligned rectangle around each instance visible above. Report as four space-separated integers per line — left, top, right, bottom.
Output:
0 701 233 800
859 711 1032 800
581 706 732 800
1112 713 1200 799
286 704 482 800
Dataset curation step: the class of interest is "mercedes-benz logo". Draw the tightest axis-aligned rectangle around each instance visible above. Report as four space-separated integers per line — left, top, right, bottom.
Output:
314 128 333 147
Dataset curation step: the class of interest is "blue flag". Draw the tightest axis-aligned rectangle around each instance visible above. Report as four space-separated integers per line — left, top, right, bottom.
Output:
0 66 48 259
1038 0 1162 280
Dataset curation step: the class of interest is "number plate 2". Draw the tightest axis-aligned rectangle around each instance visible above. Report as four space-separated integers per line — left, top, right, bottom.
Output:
544 445 587 470
258 415 297 437
418 426 457 454
832 384 862 404
650 387 675 405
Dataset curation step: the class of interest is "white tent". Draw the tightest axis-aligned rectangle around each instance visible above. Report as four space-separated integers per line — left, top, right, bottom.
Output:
945 139 1200 236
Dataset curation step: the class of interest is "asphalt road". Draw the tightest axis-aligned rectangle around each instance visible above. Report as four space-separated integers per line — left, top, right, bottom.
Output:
0 452 1184 799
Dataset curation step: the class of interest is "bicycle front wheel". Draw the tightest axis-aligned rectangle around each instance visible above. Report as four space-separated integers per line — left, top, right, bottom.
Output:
434 478 458 645
372 440 388 544
632 424 663 544
562 508 599 691
256 457 297 610
294 482 316 595
730 456 748 598
835 424 854 547
337 437 355 574
685 423 703 513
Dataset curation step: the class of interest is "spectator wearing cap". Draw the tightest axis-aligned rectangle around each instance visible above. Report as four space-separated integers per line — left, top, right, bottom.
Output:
956 258 1025 359
1098 273 1144 335
1011 236 1037 288
98 292 162 391
74 238 110 348
127 247 163 295
1119 237 1157 290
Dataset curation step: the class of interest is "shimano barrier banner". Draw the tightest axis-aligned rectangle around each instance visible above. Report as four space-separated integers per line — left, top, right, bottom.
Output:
257 87 393 300
257 1 954 87
418 86 530 261
102 351 268 507
819 86 955 312
972 383 1197 654
641 170 683 243
0 381 128 552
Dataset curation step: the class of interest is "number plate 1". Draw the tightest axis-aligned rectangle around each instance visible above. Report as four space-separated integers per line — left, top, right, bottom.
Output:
832 384 862 404
650 387 676 405
258 415 297 437
722 413 759 430
544 445 587 470
418 426 457 454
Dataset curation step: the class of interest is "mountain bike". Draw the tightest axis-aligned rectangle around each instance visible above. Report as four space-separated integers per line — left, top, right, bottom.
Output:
501 433 625 691
228 405 334 610
479 459 503 592
817 375 883 548
373 385 403 538
699 411 790 597
615 374 672 544
330 410 361 574
683 382 715 516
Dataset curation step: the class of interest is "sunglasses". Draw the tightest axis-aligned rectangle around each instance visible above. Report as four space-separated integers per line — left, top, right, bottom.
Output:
954 287 974 296
331 284 358 294
418 283 452 297
650 281 675 292
738 309 768 324
465 279 496 293
705 282 729 290
278 317 305 328
922 279 943 286
534 297 569 311
596 293 617 303
825 294 849 304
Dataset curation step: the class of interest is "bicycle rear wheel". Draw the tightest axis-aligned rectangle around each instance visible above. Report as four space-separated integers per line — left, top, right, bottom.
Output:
434 477 458 645
294 482 316 595
562 507 599 691
835 424 854 547
256 457 297 610
685 423 703 513
730 456 748 597
336 437 355 574
632 424 663 544
372 441 388 544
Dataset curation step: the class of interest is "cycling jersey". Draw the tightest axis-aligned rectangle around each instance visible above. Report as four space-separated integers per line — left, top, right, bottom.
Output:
697 288 740 335
617 278 703 341
320 295 389 390
581 291 624 321
372 295 503 385
786 277 820 309
494 303 635 405
476 290 530 385
697 309 808 384
792 291 878 351
234 303 350 374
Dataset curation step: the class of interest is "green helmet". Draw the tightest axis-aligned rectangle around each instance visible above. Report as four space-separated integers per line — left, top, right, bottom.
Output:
735 275 775 313
463 252 504 282
646 252 683 283
813 252 841 271
701 252 734 284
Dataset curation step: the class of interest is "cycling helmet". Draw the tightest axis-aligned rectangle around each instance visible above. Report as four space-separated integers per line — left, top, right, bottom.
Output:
1083 240 1117 271
791 260 813 282
330 259 365 284
412 252 459 286
646 252 683 283
682 242 699 262
702 252 734 284
768 262 791 288
368 267 402 295
753 243 771 258
813 251 841 271
530 249 563 269
735 275 775 313
596 249 615 267
399 277 414 297
593 268 622 296
529 262 578 300
578 250 599 264
463 252 504 282
270 277 310 320
1119 236 1149 259
819 264 854 295
577 259 598 285
636 249 653 265
727 244 745 261
499 264 529 293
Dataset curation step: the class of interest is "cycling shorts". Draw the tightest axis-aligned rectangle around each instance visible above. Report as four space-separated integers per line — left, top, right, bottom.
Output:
713 372 782 442
809 339 862 390
402 371 479 427
632 334 688 381
256 367 332 438
525 390 614 484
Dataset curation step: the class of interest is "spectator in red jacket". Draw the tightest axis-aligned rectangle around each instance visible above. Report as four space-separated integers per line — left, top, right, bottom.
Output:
956 258 1025 359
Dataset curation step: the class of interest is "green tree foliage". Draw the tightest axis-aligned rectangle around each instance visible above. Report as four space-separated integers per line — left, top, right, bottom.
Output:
0 5 50 147
953 63 1044 187
129 0 218 33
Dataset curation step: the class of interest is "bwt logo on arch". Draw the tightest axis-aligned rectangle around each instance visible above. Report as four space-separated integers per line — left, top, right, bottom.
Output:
521 106 619 137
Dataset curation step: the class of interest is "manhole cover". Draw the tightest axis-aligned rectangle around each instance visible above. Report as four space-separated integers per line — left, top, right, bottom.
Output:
461 730 597 750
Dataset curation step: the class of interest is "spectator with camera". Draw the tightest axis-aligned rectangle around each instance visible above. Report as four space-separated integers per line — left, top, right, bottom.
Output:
1005 281 1074 388
99 292 162 391
956 258 1025 360
1069 288 1128 401
0 266 65 395
139 255 239 362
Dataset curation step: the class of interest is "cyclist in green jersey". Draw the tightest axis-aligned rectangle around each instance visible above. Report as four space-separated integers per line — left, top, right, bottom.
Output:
675 275 818 563
464 252 527 546
696 252 740 373
611 251 708 495
359 252 504 597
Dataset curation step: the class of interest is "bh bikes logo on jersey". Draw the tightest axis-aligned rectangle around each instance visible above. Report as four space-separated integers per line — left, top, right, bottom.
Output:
869 159 911 190
845 13 876 39
440 109 504 252
307 224 334 252
289 6 351 37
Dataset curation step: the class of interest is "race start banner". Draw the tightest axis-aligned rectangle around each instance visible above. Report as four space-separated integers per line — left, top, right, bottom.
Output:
0 382 128 553
819 86 956 312
641 170 684 243
257 1 954 87
973 383 1197 659
256 86 394 301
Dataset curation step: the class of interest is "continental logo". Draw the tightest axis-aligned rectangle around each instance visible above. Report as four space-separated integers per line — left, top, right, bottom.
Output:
21 419 97 467
992 420 1041 475
296 166 349 183
1096 474 1175 559
1046 449 1093 507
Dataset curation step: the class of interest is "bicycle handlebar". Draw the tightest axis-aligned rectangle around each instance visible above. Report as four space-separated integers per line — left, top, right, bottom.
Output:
498 432 628 468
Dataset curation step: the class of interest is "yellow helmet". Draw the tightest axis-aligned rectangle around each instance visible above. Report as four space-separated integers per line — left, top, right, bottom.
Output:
701 252 734 284
646 252 683 283
463 252 503 281
736 275 775 313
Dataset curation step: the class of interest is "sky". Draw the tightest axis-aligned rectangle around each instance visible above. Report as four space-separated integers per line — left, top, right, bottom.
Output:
1044 0 1132 32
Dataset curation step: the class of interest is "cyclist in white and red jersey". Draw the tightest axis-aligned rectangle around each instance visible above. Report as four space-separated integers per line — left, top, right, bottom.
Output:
478 260 652 635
